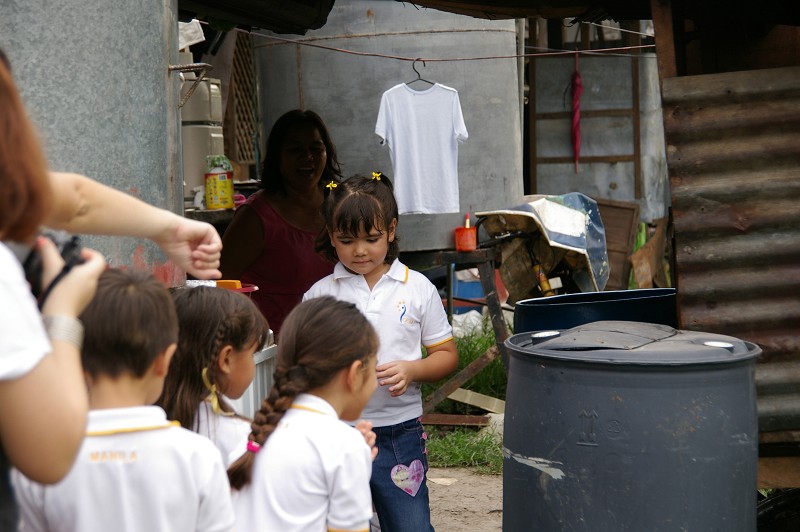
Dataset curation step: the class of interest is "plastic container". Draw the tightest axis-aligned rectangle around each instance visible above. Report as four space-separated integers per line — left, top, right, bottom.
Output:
204 170 234 210
454 226 477 251
453 279 483 314
514 288 677 333
503 320 760 531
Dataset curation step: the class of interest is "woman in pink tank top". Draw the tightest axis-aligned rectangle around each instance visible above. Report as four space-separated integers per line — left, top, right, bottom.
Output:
220 110 341 336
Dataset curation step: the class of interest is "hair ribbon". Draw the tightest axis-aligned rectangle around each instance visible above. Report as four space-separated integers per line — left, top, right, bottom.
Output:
372 171 382 181
202 367 223 414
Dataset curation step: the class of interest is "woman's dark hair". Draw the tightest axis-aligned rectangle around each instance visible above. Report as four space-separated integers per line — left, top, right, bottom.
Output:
156 286 269 431
80 269 178 380
316 172 400 263
228 296 378 490
260 109 342 194
0 49 52 242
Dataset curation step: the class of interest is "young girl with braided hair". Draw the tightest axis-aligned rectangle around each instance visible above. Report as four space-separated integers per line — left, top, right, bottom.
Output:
157 286 270 467
304 173 458 532
229 295 379 532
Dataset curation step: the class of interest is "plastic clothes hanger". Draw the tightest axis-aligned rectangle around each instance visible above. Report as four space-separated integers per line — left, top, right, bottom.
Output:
406 58 434 86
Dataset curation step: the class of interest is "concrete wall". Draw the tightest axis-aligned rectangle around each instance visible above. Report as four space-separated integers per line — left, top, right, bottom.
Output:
252 0 525 251
1 0 184 283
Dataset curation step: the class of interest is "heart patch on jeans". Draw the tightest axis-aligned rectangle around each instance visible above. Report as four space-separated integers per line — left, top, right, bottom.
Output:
390 459 424 497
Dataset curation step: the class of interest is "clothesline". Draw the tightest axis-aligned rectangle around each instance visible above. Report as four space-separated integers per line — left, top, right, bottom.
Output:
587 21 654 38
248 30 655 63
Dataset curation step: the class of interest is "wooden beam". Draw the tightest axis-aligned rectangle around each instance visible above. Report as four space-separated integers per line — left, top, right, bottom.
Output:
536 109 635 120
632 55 642 199
537 155 636 164
423 346 500 413
421 414 490 427
650 0 677 80
477 260 510 369
448 388 505 414
529 54 538 194
759 457 800 488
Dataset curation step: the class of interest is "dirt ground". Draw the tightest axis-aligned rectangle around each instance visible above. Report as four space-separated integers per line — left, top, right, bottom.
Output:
428 467 503 531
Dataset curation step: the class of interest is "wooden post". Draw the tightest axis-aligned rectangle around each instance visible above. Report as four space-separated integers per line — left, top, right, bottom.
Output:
650 0 678 81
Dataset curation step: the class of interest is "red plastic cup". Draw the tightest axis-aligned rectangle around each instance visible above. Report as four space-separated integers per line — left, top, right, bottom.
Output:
454 227 477 251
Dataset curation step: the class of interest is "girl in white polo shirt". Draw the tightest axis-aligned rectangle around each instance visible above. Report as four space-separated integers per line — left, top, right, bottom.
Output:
157 286 270 468
304 173 459 532
229 296 379 532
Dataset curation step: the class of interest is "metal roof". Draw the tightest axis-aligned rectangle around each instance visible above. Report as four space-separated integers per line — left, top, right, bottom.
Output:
661 66 800 431
401 0 800 25
179 0 335 34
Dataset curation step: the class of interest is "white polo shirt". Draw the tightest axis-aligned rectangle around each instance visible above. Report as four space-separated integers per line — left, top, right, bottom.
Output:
12 406 235 532
234 393 372 532
304 259 453 427
195 400 251 467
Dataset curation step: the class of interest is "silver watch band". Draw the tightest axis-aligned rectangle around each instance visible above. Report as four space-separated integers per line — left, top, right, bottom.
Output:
42 315 84 351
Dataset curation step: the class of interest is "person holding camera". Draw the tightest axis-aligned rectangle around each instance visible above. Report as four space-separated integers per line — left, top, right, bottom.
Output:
0 48 222 528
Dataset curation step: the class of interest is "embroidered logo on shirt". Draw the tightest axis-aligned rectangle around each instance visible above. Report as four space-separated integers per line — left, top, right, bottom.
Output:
396 300 415 325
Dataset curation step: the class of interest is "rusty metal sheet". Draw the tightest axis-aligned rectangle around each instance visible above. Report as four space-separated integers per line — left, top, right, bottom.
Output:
662 66 800 432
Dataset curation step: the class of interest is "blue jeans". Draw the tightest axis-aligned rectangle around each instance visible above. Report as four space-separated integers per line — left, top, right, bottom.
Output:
371 417 434 532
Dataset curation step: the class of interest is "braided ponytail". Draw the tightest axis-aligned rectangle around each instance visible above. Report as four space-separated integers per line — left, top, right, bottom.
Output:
157 286 269 430
228 296 378 490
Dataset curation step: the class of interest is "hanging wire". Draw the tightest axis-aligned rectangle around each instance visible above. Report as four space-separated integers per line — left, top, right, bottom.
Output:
246 29 655 64
588 21 654 38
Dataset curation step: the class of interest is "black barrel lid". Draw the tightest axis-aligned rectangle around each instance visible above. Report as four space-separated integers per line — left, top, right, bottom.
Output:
506 320 761 365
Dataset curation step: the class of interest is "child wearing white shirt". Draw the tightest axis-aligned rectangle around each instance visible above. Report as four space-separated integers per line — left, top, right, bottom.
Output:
12 269 235 532
229 296 379 532
304 173 458 531
157 286 270 467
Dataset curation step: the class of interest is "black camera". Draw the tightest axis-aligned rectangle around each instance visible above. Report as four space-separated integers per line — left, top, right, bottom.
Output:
7 230 84 307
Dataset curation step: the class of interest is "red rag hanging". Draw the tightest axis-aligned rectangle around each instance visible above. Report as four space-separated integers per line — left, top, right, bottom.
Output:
571 52 583 173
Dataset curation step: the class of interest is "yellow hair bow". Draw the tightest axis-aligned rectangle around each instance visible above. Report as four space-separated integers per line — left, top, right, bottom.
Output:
201 367 222 414
326 180 338 190
372 172 382 181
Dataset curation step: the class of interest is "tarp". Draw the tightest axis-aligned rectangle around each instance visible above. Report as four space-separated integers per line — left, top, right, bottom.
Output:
476 192 609 303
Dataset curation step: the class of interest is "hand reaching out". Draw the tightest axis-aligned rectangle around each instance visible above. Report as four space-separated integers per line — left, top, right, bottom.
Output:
154 217 222 280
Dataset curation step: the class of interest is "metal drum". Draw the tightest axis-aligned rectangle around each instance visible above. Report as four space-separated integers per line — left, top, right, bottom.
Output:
504 320 760 531
514 288 678 333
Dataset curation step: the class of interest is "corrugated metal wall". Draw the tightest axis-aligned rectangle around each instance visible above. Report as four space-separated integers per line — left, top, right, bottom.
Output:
661 66 800 432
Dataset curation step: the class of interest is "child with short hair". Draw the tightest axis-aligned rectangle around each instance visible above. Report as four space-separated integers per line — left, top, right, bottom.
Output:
12 269 235 532
157 286 270 467
229 296 379 532
304 173 459 532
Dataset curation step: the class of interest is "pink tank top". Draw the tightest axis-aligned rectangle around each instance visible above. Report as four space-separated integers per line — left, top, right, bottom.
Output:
238 191 333 336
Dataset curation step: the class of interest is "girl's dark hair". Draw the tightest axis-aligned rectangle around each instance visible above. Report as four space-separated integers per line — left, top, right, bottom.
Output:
80 269 178 380
228 296 378 490
315 172 400 263
0 49 52 242
260 109 342 194
156 286 269 431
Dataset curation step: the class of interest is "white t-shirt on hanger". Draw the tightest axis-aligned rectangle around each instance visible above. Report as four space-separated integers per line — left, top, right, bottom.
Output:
375 83 468 215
